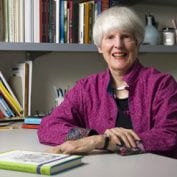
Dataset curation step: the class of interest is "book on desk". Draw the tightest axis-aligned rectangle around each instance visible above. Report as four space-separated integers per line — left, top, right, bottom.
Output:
0 150 83 175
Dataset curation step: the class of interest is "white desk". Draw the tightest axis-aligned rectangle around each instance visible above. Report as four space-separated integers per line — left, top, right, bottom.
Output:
0 129 177 177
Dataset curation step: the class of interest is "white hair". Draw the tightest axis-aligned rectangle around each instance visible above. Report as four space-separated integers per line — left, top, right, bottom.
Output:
93 6 145 47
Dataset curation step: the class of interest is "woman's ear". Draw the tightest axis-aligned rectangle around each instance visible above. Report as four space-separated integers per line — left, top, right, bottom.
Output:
98 47 103 53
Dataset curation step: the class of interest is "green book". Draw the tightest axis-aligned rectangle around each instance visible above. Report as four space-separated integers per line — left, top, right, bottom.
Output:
0 150 83 175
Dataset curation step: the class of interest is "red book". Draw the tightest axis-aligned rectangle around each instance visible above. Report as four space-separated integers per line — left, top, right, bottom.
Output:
101 0 109 11
40 0 49 42
21 123 40 129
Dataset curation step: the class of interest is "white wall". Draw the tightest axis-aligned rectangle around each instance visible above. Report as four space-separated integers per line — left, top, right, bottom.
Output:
30 52 177 114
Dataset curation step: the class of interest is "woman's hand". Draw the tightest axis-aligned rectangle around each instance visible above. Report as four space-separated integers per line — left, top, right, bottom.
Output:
48 135 105 154
104 127 141 149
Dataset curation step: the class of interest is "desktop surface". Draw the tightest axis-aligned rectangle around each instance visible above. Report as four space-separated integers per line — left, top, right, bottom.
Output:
0 129 177 177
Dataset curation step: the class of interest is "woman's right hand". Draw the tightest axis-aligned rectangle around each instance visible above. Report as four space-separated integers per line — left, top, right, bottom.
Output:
104 127 141 151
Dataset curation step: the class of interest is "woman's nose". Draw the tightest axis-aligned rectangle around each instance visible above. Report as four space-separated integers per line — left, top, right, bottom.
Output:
114 36 124 48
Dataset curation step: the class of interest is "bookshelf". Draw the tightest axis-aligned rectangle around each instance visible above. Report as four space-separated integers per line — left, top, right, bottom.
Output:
0 42 177 54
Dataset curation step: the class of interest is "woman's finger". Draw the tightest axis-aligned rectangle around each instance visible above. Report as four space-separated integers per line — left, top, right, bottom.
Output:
105 129 122 145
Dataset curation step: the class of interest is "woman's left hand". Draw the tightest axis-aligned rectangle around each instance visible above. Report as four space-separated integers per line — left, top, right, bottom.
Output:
104 127 141 149
48 135 104 154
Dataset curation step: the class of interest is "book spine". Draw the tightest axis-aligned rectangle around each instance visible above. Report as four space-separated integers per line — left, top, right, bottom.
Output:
48 0 56 43
25 0 34 42
33 0 40 43
63 0 68 43
101 0 109 11
24 63 29 117
19 0 24 42
0 95 15 117
55 0 59 43
0 0 5 41
40 0 49 42
21 123 40 129
59 0 64 43
4 0 9 42
8 0 15 42
79 2 84 44
25 61 33 116
88 1 94 44
68 0 73 43
84 2 89 44
72 1 79 43
24 118 42 124
0 100 10 117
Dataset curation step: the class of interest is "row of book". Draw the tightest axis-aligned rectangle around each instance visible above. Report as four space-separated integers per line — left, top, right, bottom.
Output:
0 61 32 120
0 0 120 44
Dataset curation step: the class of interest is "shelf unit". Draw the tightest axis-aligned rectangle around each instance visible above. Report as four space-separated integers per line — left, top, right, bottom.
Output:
0 42 177 60
0 42 177 53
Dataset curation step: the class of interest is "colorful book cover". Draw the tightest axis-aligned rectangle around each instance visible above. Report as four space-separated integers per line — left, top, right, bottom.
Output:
24 117 42 125
59 0 64 43
0 81 23 116
0 95 15 117
0 150 82 175
0 71 22 110
21 123 40 129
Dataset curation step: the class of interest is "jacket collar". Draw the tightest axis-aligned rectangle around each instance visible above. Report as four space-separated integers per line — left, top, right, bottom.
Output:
106 59 144 95
123 59 144 86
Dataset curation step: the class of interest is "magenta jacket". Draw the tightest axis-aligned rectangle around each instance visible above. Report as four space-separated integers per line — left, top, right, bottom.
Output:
38 60 177 158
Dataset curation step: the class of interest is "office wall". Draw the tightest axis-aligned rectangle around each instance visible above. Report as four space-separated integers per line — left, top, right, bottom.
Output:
31 52 177 114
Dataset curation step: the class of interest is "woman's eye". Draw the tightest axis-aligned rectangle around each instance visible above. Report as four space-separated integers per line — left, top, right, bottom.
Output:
123 34 133 41
106 35 114 40
123 34 131 39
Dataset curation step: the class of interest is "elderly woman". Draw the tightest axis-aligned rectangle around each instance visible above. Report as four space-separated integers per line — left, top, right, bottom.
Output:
38 6 177 158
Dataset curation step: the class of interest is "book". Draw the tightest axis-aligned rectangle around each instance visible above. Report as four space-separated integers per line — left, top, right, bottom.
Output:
25 0 34 42
10 61 33 116
24 116 42 125
40 0 49 42
21 123 40 129
69 0 79 43
0 150 82 175
59 0 65 43
0 80 23 116
33 0 40 43
55 0 60 43
3 0 9 42
0 100 9 117
48 0 56 43
0 95 15 117
0 0 5 41
79 2 84 44
0 71 22 110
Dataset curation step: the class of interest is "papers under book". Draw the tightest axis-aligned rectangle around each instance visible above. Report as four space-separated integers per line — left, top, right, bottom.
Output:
0 150 83 175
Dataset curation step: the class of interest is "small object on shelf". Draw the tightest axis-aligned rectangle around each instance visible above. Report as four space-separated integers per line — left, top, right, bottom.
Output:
143 14 160 45
162 27 176 46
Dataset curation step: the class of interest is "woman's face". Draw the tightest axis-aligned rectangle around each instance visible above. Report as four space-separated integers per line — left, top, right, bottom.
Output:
98 29 138 75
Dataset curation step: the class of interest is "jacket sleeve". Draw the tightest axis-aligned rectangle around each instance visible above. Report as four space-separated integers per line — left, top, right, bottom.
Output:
138 75 177 157
37 80 95 145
